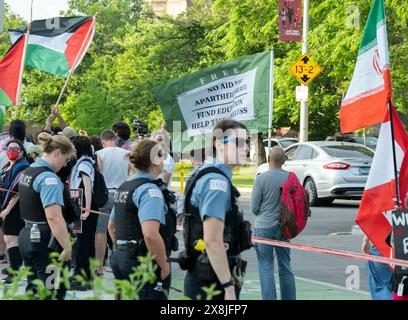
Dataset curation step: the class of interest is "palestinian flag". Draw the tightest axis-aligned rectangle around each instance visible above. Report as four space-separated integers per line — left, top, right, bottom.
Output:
0 34 27 106
340 0 391 133
9 16 96 78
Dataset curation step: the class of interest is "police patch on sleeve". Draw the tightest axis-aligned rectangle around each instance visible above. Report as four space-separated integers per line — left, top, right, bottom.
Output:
45 177 58 186
209 179 228 192
148 189 162 199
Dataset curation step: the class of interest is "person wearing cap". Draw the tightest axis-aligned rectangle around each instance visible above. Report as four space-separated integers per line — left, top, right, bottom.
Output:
27 145 42 164
62 127 78 140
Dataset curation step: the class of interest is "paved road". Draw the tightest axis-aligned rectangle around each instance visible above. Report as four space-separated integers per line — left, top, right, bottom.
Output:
238 196 369 294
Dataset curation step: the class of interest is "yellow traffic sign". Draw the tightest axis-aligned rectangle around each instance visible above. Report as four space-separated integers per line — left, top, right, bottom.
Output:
289 53 322 86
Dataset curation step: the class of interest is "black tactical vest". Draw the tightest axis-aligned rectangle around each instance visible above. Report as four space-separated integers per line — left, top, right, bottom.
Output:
183 166 252 259
113 178 174 257
18 166 53 223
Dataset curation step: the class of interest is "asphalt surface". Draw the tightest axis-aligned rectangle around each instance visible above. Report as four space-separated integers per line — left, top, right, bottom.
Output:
238 196 369 292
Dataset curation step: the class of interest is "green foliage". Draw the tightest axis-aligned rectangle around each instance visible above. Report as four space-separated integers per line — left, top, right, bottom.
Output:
0 250 222 300
0 0 407 137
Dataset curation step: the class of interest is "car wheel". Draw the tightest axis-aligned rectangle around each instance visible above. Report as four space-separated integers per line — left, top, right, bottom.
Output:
304 178 320 206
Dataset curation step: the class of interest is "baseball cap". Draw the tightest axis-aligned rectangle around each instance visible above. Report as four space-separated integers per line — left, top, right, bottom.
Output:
62 127 78 139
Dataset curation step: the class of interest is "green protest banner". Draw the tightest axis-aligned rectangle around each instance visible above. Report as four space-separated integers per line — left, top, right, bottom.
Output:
153 51 273 152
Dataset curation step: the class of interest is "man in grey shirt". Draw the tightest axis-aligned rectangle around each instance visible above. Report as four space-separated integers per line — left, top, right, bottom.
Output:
251 146 296 300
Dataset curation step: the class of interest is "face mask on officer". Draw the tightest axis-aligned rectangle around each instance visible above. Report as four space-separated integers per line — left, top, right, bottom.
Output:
7 146 21 161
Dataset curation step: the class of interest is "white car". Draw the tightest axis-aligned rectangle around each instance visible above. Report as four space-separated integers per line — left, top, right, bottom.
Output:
256 141 374 206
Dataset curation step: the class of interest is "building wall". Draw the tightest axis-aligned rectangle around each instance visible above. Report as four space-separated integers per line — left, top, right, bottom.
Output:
148 0 192 17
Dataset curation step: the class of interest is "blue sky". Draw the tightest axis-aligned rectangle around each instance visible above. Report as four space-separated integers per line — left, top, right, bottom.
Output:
5 0 69 21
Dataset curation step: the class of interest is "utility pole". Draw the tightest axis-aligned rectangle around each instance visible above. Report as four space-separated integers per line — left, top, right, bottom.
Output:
299 0 309 142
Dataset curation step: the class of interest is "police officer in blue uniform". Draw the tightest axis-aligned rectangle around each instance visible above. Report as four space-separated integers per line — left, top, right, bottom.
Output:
18 133 76 300
181 119 252 300
108 139 174 300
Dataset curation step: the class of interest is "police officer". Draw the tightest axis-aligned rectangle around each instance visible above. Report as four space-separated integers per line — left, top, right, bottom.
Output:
182 119 251 300
18 133 76 299
108 139 171 300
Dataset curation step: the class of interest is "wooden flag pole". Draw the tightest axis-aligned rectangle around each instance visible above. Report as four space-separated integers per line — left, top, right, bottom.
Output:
54 15 96 110
14 0 33 119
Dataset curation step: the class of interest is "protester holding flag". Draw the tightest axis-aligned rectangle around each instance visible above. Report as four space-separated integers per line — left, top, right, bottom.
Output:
0 140 30 284
44 107 68 133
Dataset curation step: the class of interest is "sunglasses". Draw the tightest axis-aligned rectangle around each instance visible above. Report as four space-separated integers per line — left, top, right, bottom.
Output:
7 146 21 152
223 136 250 147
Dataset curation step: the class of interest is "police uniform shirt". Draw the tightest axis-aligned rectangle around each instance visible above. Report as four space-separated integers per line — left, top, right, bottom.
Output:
190 157 232 222
110 172 167 245
31 158 64 210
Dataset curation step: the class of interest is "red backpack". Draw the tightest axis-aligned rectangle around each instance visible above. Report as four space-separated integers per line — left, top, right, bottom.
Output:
280 172 311 239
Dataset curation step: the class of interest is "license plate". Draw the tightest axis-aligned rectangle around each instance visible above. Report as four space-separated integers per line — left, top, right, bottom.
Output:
359 167 370 175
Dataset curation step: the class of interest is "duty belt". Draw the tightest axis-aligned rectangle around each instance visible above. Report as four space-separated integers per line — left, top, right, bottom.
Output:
116 244 128 251
24 221 51 231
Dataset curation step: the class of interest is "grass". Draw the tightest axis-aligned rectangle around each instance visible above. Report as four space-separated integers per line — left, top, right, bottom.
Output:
172 161 257 188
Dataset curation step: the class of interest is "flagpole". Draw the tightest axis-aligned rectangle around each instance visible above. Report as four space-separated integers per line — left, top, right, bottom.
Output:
14 0 33 119
267 50 274 157
54 15 96 110
388 100 401 209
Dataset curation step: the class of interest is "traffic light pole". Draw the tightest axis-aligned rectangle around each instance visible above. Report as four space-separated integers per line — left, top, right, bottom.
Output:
299 0 309 142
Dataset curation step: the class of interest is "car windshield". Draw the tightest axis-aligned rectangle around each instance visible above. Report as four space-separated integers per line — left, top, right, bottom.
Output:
322 145 374 159
353 136 378 148
280 140 297 148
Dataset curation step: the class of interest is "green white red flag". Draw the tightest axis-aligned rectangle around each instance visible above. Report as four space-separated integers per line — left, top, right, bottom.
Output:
340 0 391 133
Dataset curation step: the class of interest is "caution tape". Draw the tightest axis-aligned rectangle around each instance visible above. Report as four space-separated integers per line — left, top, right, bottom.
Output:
80 207 110 216
252 237 408 268
0 187 19 195
175 224 408 268
0 186 109 217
